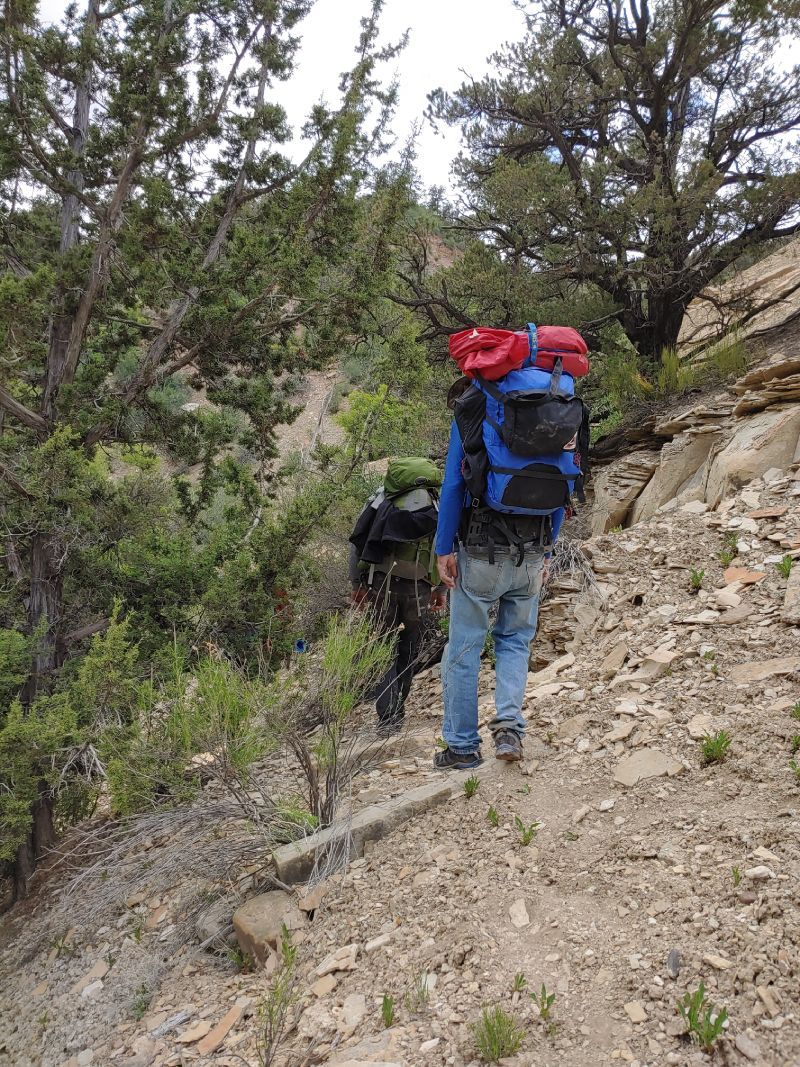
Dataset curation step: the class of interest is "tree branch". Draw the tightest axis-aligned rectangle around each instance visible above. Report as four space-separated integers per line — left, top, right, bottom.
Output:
0 460 34 499
0 385 49 433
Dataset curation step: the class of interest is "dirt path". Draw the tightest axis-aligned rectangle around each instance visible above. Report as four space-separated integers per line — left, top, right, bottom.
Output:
276 368 344 462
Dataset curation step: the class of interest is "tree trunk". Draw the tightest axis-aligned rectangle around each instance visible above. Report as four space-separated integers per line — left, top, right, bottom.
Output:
41 0 99 421
622 287 690 361
11 0 99 900
14 532 65 900
13 783 56 901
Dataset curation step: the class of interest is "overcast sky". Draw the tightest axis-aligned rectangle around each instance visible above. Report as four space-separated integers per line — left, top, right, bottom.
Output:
286 0 526 191
38 0 525 193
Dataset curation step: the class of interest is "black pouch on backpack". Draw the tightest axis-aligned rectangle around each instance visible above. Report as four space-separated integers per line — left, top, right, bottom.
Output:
494 392 585 456
475 369 585 457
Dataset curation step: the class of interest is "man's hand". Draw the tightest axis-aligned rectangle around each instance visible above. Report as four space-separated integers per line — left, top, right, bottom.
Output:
349 585 369 609
429 588 447 612
437 553 458 590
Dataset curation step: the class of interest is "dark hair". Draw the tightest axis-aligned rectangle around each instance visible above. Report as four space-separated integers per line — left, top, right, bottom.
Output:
446 375 472 410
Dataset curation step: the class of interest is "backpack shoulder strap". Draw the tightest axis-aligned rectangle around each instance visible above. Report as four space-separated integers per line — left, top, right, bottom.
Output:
473 372 506 403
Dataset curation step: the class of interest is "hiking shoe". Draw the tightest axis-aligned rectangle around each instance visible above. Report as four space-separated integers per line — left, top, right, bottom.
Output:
433 746 483 771
494 729 523 762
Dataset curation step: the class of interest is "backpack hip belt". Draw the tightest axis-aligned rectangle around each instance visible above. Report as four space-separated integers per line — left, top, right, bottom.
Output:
463 507 553 566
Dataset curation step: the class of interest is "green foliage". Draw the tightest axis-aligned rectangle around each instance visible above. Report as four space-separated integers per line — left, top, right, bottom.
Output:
487 805 499 828
514 815 539 846
336 385 429 460
790 759 800 784
131 983 152 1021
590 410 623 444
791 703 800 722
381 993 396 1028
227 945 253 972
603 351 654 410
0 629 30 708
531 983 556 1021
72 606 140 729
719 532 739 566
0 0 415 891
472 1006 525 1063
482 632 496 666
657 348 695 394
274 798 319 837
512 973 527 993
689 567 705 591
700 730 732 765
776 555 794 578
731 866 742 887
320 611 393 724
428 0 800 359
104 651 276 817
257 926 299 1067
790 735 800 755
677 984 728 1052
0 696 77 861
463 774 480 799
706 335 748 381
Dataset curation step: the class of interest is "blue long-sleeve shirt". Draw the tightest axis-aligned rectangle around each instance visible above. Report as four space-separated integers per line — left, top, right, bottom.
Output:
434 420 564 556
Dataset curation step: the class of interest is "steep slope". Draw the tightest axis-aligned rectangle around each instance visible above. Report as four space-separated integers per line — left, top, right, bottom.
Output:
2 466 798 1067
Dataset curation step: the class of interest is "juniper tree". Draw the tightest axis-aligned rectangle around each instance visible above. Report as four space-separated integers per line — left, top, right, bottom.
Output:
0 0 409 897
423 0 800 357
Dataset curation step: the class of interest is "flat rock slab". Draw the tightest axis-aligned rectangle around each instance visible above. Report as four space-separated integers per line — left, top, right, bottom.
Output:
614 749 685 787
509 898 530 928
723 567 767 585
273 779 453 884
196 1002 248 1056
729 656 800 684
687 714 714 740
747 507 787 519
718 604 755 625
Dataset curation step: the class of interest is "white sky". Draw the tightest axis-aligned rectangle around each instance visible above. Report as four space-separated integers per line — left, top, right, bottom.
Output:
287 0 525 192
38 0 525 193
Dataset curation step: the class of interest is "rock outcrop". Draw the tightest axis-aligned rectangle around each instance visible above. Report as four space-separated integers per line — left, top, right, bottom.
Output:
592 238 800 533
592 344 800 531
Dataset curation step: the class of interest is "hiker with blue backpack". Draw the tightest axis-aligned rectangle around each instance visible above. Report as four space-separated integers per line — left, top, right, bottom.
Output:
433 324 590 770
349 458 446 737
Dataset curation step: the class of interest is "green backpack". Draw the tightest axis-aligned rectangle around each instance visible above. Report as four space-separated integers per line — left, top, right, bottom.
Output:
350 457 442 586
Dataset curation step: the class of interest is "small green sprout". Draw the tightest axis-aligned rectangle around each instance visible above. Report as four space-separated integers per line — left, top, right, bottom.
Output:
531 982 556 1020
514 815 539 846
700 729 732 765
463 775 480 799
677 983 728 1052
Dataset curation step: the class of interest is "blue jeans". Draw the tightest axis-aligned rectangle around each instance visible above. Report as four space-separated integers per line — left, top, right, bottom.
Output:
442 547 545 754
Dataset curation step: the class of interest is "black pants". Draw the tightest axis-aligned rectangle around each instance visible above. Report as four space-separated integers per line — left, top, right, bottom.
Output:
367 577 425 725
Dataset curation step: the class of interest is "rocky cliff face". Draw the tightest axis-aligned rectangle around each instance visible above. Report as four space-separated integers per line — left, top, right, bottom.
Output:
592 240 800 537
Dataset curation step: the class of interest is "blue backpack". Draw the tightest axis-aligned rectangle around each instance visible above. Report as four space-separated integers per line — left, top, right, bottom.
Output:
454 326 589 516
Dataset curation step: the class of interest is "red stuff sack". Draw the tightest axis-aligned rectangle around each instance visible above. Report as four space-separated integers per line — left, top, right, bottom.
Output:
449 324 590 381
535 325 590 378
448 327 529 381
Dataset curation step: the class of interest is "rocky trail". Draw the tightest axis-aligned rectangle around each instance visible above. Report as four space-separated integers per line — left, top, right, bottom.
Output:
2 462 799 1067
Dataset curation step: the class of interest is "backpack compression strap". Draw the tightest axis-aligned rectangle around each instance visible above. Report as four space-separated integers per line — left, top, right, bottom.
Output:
487 464 585 506
474 360 566 404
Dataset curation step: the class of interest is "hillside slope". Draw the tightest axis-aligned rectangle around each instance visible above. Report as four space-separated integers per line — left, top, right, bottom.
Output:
1 464 798 1067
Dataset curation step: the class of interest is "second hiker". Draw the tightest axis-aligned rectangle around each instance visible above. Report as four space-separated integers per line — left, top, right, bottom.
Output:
349 457 445 736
